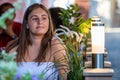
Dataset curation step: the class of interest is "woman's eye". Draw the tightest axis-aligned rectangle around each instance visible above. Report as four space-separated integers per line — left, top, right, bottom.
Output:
32 18 39 21
42 17 47 20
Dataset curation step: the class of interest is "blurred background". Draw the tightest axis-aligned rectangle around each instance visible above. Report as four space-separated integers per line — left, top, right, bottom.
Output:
0 0 120 79
0 0 120 28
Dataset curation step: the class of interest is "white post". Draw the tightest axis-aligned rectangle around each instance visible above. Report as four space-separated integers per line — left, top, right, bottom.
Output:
91 16 105 68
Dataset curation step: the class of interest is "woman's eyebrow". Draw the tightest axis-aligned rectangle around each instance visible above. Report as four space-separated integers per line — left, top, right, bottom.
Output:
41 14 48 17
30 14 48 18
30 15 38 18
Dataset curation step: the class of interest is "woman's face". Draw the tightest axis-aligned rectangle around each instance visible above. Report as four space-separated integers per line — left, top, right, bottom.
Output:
27 7 49 36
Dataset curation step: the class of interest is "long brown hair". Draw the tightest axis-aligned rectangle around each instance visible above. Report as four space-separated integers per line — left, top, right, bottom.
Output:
6 3 54 63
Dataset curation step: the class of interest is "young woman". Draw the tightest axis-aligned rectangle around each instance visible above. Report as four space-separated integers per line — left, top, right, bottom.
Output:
6 3 67 80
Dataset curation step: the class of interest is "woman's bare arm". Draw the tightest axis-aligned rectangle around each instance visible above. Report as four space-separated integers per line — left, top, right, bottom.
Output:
51 38 68 80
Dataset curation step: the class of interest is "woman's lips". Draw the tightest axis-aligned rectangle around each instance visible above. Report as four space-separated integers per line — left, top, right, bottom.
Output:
36 26 44 29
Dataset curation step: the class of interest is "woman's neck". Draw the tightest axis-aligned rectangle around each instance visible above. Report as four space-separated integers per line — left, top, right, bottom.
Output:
25 35 43 61
30 34 44 46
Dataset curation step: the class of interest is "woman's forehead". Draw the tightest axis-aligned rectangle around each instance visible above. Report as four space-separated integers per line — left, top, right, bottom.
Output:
30 8 47 16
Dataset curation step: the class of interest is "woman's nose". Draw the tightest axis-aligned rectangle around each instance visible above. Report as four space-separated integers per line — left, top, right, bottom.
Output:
37 19 42 24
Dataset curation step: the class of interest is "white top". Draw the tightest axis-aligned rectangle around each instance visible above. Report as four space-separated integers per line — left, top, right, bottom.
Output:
16 62 58 80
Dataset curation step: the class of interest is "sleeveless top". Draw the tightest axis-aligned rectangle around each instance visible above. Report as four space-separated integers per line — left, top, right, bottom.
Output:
15 62 58 80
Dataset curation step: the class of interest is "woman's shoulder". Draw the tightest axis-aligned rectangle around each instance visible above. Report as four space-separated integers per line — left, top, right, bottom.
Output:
51 37 63 49
51 37 66 55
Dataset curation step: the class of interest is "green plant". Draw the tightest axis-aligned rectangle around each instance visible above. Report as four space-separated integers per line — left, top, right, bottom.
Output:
0 51 46 80
0 51 17 80
0 0 23 29
59 4 91 34
55 25 86 80
55 4 92 80
59 4 91 60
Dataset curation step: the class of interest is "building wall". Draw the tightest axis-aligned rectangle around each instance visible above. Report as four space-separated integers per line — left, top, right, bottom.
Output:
112 0 120 27
75 0 120 28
